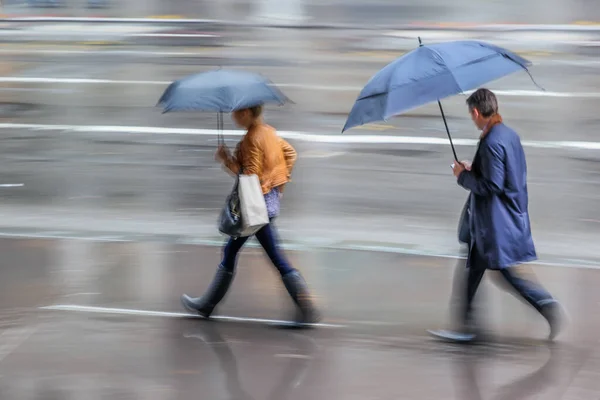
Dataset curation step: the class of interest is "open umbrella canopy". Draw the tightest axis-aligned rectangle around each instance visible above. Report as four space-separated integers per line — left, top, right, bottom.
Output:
342 40 534 132
158 69 291 113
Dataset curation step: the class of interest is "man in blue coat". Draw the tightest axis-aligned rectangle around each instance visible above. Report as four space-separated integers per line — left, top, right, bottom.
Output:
450 88 563 341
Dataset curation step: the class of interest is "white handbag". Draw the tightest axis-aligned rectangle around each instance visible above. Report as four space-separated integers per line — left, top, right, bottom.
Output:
238 174 269 237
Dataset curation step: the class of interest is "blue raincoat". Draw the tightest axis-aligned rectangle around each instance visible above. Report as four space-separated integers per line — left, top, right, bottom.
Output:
458 123 537 270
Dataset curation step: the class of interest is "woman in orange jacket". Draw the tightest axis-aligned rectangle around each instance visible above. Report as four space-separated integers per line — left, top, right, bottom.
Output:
181 105 321 326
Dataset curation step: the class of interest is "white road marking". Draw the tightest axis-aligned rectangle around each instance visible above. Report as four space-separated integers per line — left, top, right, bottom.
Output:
302 151 346 159
0 49 201 56
0 184 24 188
62 292 102 297
0 122 599 150
0 87 75 93
40 304 345 328
1 17 600 32
491 89 600 98
274 354 313 359
0 31 218 39
0 76 598 97
2 49 600 67
548 59 600 66
0 231 132 242
132 33 218 38
0 77 171 85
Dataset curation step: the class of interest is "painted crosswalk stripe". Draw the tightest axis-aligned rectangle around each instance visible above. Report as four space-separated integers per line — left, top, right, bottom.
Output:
0 123 599 150
40 304 346 328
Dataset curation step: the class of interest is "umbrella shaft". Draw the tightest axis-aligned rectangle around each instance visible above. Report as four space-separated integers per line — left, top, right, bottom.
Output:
217 112 224 145
438 100 459 162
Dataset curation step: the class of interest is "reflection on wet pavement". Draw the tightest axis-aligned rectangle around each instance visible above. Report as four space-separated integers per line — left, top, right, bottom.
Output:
0 237 596 398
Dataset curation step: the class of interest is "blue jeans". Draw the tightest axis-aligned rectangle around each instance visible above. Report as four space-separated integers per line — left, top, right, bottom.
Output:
221 223 295 277
464 260 555 325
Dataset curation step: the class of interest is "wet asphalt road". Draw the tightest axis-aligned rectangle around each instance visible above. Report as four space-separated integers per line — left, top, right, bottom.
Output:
0 237 599 399
0 26 598 399
0 40 598 263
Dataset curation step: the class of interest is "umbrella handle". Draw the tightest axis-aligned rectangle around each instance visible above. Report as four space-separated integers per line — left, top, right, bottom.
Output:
438 100 459 162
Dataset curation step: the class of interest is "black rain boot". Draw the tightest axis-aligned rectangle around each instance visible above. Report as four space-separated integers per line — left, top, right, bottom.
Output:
181 265 234 318
282 271 322 326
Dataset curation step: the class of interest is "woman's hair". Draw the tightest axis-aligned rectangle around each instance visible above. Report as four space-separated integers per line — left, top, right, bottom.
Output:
248 104 263 118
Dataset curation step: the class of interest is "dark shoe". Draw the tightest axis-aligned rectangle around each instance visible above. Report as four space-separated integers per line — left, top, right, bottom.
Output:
282 271 321 326
541 301 564 340
181 266 234 318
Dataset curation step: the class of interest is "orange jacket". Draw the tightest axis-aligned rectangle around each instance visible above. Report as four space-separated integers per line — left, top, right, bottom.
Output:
223 124 297 194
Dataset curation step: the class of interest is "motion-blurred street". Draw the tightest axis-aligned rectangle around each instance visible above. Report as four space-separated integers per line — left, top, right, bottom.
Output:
0 1 599 398
0 34 598 263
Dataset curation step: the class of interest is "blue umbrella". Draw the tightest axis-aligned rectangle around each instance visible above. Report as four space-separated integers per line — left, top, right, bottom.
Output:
342 39 542 160
158 69 291 141
157 69 290 114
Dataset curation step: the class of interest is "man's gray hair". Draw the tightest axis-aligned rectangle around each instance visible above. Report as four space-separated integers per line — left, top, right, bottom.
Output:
466 88 498 118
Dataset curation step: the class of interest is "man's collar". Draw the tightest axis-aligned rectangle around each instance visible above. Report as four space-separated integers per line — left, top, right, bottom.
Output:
479 114 503 139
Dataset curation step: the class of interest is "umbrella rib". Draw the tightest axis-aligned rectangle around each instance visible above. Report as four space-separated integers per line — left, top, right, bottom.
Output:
359 68 462 102
445 67 467 95
253 72 289 106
